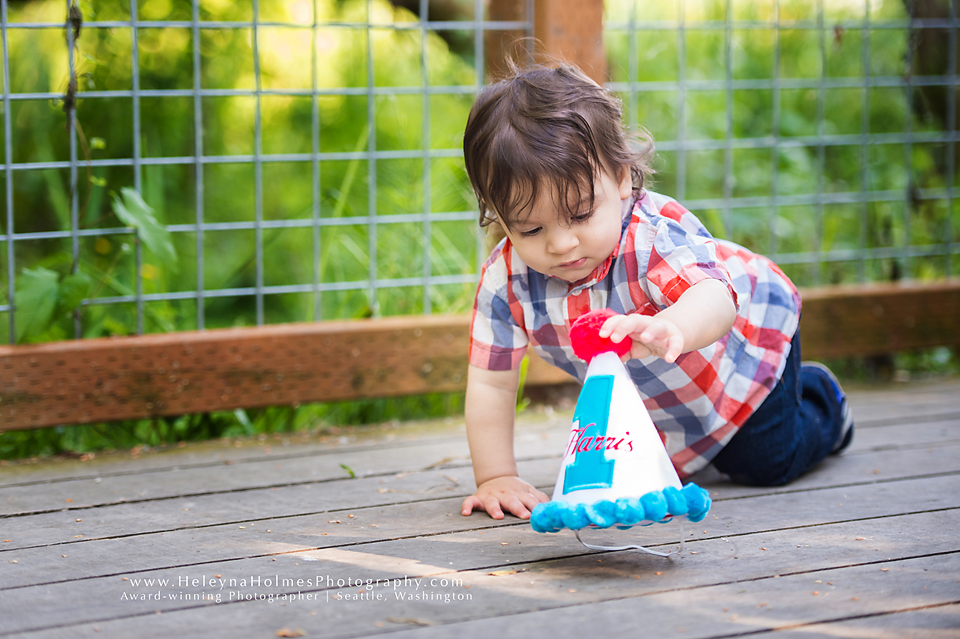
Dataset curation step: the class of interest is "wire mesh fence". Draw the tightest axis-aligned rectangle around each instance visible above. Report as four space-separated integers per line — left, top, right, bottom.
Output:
1 0 530 344
606 0 957 289
1 0 957 346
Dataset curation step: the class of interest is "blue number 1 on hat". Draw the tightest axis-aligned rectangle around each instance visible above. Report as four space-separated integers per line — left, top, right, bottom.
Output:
562 374 615 494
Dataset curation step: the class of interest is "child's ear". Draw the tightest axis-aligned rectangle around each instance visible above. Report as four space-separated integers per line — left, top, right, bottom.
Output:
617 166 633 199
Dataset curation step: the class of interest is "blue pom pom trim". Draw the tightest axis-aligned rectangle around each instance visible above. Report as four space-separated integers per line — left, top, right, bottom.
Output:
530 483 711 533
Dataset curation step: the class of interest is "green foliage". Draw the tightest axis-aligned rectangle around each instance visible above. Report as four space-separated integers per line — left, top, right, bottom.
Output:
823 346 960 384
111 188 178 268
604 0 955 287
516 355 531 413
13 267 93 343
0 392 466 460
1 0 480 458
58 272 93 314
14 268 60 343
5 0 479 343
9 186 179 343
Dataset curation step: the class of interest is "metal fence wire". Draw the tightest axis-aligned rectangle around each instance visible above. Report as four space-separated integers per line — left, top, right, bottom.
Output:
0 0 957 345
605 0 957 287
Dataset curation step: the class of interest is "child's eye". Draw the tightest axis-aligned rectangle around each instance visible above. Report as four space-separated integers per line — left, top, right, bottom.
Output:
520 227 541 237
572 211 593 223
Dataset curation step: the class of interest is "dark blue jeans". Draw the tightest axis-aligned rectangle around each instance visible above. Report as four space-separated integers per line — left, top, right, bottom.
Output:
711 331 845 486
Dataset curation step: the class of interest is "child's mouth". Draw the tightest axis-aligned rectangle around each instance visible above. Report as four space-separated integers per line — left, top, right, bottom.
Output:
559 257 587 269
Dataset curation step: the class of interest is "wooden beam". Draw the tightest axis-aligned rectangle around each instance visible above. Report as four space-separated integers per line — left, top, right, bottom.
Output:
0 315 571 431
797 280 960 359
2 281 958 431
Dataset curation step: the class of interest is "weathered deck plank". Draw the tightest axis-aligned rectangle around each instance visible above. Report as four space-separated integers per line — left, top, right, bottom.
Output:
3 515 957 638
747 604 960 638
0 425 563 516
6 427 954 543
1 379 959 638
3 429 958 557
1 471 958 600
3 412 959 545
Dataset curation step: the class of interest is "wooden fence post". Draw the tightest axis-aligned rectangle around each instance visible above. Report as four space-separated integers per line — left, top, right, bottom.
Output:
486 0 528 81
534 0 606 82
487 0 606 83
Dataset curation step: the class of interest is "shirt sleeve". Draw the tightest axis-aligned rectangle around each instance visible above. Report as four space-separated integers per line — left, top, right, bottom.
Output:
468 244 529 371
641 202 740 311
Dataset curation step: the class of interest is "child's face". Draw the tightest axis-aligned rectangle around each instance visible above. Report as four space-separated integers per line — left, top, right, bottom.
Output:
501 168 633 283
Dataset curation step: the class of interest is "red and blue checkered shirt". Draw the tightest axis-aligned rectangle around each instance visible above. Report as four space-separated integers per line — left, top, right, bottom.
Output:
469 191 802 478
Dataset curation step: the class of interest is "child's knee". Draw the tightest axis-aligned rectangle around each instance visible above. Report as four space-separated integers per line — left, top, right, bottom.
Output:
715 451 804 487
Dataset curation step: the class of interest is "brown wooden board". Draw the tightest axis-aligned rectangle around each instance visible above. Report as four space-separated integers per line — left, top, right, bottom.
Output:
0 315 472 430
485 0 528 82
0 315 572 431
797 280 960 358
1 281 959 430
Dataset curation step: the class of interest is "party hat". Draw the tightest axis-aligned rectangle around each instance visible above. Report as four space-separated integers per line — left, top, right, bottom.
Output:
531 309 711 541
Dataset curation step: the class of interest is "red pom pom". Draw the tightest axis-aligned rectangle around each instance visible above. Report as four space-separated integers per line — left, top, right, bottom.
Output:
569 309 632 362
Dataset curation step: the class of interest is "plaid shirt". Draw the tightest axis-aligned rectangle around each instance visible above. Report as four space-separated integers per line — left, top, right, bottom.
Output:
469 191 802 478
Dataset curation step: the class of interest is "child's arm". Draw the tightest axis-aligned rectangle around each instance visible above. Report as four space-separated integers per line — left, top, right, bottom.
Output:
599 279 737 363
460 364 550 519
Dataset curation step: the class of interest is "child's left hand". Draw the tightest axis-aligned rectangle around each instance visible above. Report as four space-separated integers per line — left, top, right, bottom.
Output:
598 314 685 363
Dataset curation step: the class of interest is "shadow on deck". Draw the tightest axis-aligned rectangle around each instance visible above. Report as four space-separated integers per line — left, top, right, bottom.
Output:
2 378 959 638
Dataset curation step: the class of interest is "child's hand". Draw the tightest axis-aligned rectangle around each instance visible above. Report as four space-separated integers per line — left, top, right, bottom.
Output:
599 314 685 363
461 476 549 520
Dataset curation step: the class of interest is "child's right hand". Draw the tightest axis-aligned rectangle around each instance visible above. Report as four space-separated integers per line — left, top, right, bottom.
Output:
461 476 549 520
599 313 685 363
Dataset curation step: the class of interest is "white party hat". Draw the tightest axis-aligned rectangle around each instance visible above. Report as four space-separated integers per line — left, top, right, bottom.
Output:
531 309 711 536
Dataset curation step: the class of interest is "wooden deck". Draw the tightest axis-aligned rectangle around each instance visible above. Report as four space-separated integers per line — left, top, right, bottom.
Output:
2 378 959 638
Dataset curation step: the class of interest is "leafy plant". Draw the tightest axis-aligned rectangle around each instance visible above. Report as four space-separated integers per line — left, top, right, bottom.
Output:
11 188 175 343
111 188 177 269
14 268 92 343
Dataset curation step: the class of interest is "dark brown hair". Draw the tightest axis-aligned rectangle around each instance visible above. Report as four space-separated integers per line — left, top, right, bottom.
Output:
462 64 653 230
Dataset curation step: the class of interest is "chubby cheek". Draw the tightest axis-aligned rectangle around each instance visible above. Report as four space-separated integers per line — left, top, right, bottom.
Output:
512 240 549 269
593 225 622 257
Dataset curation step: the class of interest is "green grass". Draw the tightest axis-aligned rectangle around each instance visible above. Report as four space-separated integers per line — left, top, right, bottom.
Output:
0 392 466 461
822 346 960 385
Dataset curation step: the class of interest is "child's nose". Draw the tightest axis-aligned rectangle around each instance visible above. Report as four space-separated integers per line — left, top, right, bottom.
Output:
547 228 579 255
